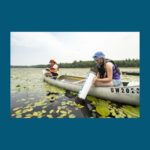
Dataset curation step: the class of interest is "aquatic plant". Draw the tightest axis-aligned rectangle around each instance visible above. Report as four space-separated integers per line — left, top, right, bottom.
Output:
11 68 140 118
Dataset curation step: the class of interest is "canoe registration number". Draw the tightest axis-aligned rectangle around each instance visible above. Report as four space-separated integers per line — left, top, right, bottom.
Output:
110 87 139 94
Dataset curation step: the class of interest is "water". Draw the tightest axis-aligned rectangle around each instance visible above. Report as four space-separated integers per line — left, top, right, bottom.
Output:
11 68 140 118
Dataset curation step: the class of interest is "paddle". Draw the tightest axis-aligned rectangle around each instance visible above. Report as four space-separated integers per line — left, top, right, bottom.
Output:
75 69 96 104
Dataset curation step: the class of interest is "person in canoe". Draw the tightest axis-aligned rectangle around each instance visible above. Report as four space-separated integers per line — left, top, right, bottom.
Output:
45 59 59 78
93 51 121 87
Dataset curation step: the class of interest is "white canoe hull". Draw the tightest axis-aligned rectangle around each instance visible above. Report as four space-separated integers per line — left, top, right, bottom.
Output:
43 75 139 106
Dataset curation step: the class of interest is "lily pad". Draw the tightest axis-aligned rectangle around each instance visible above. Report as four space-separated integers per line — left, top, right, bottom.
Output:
57 114 67 118
49 110 54 114
77 104 84 108
96 105 110 117
13 107 21 111
27 107 33 112
87 96 97 101
33 112 38 116
68 114 76 118
24 116 31 118
122 105 140 118
47 115 53 118
42 110 46 113
56 110 60 113
16 115 22 118
25 113 33 117
60 110 67 114
15 110 22 114
11 114 16 117
57 106 62 110
61 102 66 106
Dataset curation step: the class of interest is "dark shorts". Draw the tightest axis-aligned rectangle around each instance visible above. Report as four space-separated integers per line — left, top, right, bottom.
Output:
112 79 122 86
51 72 58 79
51 72 58 76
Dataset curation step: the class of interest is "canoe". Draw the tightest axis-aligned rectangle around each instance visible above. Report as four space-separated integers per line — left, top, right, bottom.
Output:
122 71 140 76
43 71 140 106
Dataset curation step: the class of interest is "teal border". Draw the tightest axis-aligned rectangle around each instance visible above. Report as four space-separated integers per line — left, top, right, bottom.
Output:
0 0 149 150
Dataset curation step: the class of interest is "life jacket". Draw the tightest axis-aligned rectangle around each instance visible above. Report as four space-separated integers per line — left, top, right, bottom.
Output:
97 59 120 79
50 63 59 72
50 64 55 72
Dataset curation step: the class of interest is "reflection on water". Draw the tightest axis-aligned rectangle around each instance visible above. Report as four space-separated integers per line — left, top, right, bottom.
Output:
11 68 140 118
11 88 97 118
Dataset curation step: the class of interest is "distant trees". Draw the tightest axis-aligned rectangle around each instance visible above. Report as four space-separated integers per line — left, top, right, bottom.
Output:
11 64 49 68
11 59 139 68
59 60 96 68
115 59 139 67
59 59 139 68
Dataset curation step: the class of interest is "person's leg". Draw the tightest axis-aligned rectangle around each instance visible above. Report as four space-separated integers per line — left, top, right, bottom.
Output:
94 81 114 87
45 72 52 77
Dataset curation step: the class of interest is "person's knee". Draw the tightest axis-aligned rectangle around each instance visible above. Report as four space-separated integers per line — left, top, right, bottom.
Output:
109 81 114 87
93 81 101 87
93 82 96 86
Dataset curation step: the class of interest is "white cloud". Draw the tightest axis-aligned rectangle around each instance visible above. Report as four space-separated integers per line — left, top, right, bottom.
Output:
11 32 139 65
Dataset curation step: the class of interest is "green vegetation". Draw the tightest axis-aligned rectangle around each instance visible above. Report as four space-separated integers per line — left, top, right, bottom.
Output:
11 59 139 68
11 68 140 118
87 96 140 118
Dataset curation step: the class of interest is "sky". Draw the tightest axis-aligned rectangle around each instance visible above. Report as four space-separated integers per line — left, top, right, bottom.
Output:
11 32 139 66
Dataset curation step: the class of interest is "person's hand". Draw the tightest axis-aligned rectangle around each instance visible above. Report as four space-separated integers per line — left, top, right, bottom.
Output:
93 77 98 84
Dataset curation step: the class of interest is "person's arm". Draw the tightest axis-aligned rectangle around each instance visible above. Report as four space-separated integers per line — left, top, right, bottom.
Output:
95 62 113 82
53 67 58 73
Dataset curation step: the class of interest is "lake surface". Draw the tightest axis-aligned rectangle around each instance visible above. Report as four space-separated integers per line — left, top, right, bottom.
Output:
11 68 140 118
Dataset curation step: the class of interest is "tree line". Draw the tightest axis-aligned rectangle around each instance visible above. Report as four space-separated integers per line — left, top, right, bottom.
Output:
11 59 139 68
